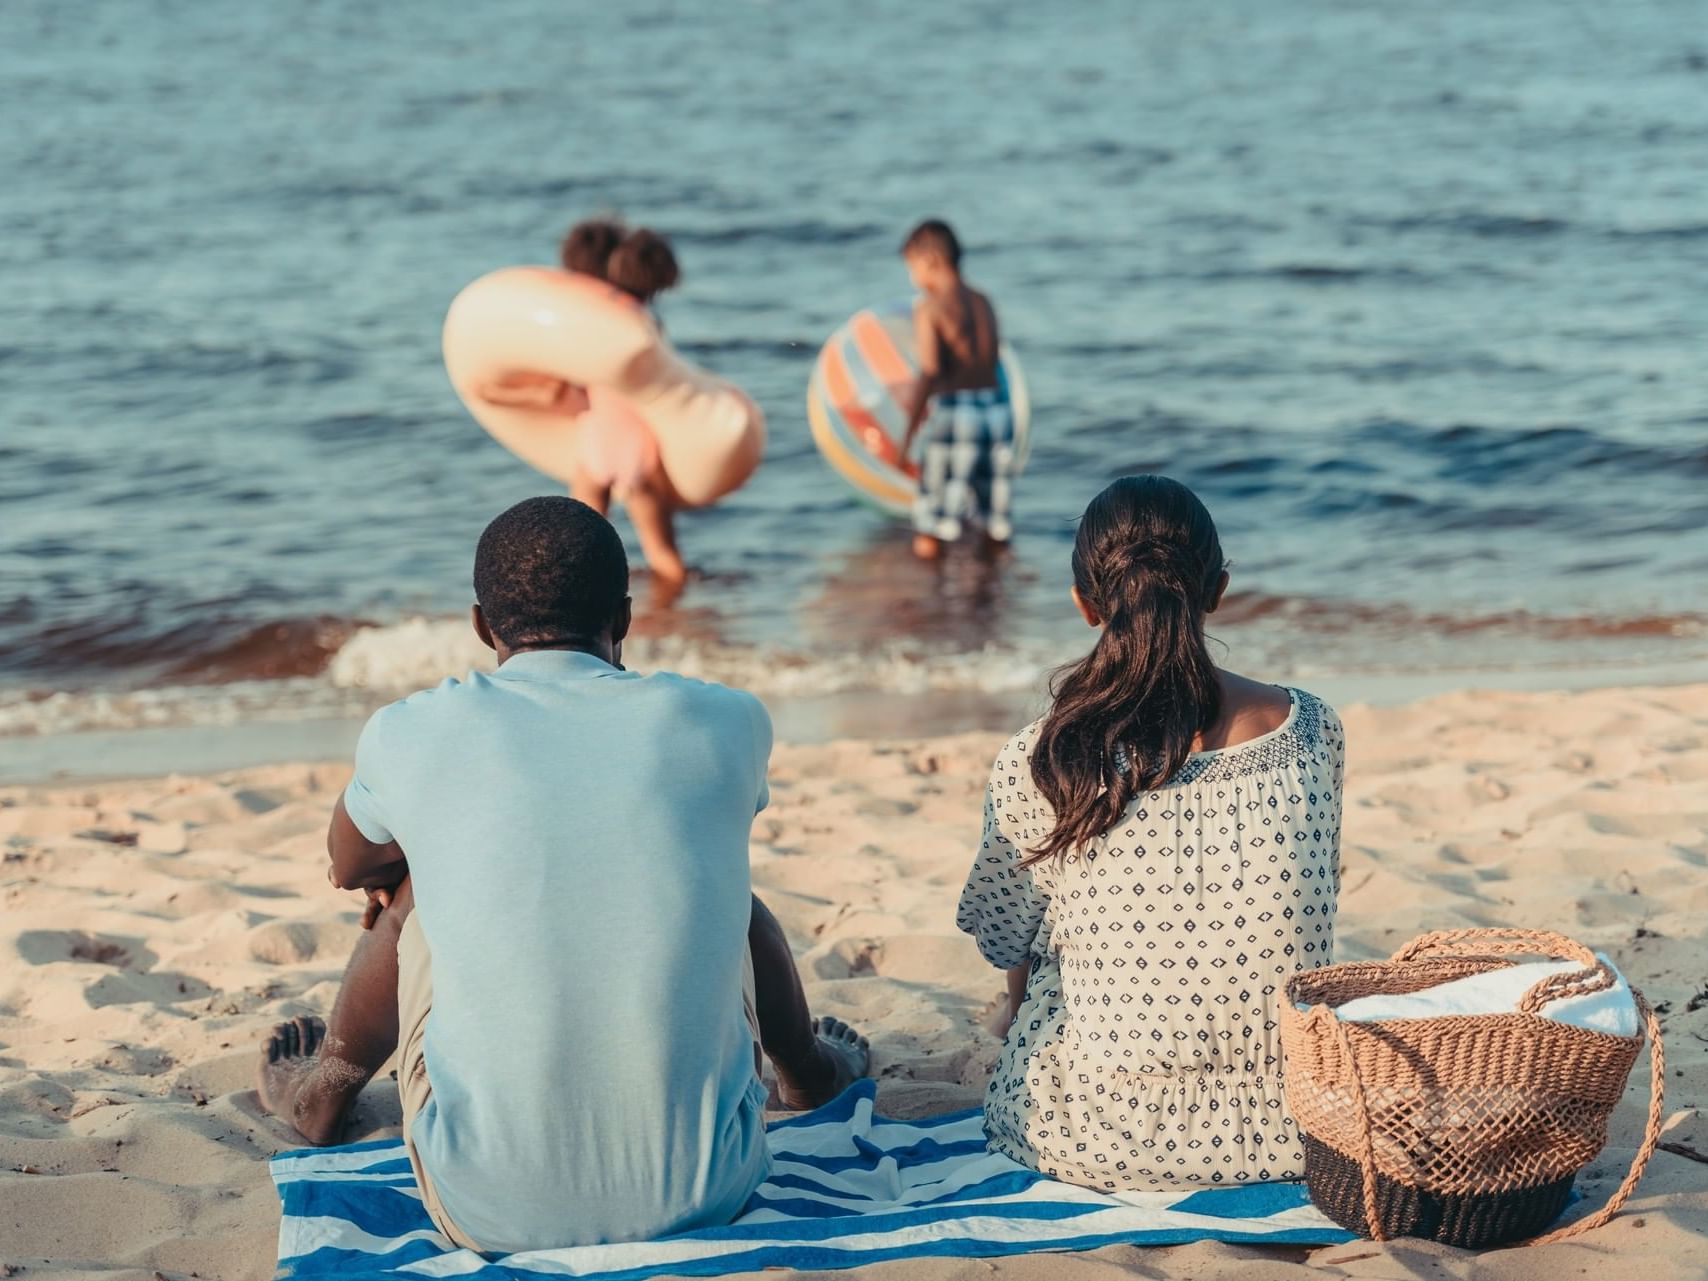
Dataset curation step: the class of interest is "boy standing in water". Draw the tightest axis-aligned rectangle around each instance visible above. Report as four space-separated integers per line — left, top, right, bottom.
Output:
899 220 1014 560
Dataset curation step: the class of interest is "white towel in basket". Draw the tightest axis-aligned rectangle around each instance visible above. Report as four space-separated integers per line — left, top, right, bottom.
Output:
1328 955 1638 1036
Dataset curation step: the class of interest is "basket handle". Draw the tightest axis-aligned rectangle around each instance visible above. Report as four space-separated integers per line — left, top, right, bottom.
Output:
1386 928 1615 1016
1318 1007 1387 1241
1523 991 1666 1246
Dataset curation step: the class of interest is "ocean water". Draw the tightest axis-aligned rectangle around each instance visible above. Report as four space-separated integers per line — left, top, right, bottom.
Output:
3 0 1706 737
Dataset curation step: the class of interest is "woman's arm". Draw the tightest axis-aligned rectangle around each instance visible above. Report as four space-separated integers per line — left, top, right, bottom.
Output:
476 375 590 416
1005 961 1028 1013
955 747 1047 971
983 961 1030 1038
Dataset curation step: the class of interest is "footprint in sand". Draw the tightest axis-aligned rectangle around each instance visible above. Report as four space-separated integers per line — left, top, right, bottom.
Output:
15 930 151 970
245 919 357 966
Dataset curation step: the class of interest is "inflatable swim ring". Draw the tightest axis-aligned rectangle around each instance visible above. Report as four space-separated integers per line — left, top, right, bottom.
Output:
807 302 1031 516
443 267 765 508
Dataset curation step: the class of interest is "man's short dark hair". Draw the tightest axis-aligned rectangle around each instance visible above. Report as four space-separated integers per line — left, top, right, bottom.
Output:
902 219 962 268
474 497 629 648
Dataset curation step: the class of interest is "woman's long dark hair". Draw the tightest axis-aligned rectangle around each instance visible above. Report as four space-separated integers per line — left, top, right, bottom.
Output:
1027 476 1227 864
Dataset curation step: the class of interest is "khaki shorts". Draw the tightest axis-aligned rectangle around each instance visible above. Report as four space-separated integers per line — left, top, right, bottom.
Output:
396 914 762 1252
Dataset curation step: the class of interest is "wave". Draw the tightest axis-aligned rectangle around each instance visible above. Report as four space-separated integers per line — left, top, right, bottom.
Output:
675 337 813 360
1218 593 1705 642
0 678 364 740
1347 421 1708 481
0 622 1059 739
165 616 363 683
0 610 360 686
1191 263 1442 285
3 598 1703 741
15 565 1708 695
1606 222 1708 241
324 619 1052 698
672 220 889 248
1357 212 1572 238
1346 211 1708 244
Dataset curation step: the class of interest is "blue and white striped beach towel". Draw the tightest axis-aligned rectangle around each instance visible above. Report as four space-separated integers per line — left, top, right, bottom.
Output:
273 1082 1352 1279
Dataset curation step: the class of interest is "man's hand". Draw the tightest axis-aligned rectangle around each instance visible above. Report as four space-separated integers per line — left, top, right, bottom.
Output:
324 861 404 930
360 886 396 931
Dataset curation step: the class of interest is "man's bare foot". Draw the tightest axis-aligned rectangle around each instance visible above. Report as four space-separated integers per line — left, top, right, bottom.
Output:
774 1016 871 1111
256 1015 369 1146
912 534 943 561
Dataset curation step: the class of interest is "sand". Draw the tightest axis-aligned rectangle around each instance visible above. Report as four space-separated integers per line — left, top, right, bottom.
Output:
2 682 1706 1280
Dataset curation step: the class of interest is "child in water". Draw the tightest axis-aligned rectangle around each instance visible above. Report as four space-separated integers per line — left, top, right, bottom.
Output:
481 219 691 597
898 220 1014 560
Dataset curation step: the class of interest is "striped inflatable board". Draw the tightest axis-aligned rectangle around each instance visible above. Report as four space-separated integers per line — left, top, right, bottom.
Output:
807 302 1031 516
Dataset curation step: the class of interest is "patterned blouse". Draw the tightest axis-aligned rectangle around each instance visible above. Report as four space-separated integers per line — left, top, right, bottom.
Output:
956 688 1345 1190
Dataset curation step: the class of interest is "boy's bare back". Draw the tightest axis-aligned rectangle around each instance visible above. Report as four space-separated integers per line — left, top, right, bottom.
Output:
899 219 1017 555
916 283 1000 393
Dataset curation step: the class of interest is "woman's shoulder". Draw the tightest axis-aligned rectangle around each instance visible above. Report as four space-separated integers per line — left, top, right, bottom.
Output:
1222 676 1340 735
1168 683 1343 787
1283 685 1343 746
1259 684 1344 772
1211 675 1295 747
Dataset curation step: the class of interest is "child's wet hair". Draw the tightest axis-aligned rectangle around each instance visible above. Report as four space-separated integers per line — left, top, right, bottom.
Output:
474 496 629 649
560 218 627 277
902 219 962 268
606 228 682 303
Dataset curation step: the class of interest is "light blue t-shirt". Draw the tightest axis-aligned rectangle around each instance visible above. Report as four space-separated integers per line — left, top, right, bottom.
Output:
342 649 772 1252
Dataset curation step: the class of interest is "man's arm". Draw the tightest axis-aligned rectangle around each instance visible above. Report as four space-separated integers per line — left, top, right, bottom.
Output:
901 302 941 457
328 795 407 891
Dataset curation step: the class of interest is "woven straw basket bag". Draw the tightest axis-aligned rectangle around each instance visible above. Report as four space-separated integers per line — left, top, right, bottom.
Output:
1278 928 1664 1248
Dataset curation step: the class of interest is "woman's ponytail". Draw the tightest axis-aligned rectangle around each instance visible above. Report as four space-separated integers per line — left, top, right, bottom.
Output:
1027 477 1226 864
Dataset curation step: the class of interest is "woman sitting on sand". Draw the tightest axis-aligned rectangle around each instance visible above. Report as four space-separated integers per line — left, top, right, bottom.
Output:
483 218 693 596
956 475 1345 1189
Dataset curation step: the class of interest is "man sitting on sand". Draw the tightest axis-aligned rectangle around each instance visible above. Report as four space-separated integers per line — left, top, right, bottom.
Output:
257 496 869 1253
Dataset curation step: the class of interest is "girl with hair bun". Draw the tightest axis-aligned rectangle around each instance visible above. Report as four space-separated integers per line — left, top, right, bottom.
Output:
486 219 694 594
604 228 681 306
559 217 626 278
956 475 1346 1190
559 220 682 308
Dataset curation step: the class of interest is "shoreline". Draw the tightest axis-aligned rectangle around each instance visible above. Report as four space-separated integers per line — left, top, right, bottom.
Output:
4 657 1707 786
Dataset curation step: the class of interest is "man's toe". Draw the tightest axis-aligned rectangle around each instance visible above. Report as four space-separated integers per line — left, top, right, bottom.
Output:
294 1015 323 1056
266 1022 295 1061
